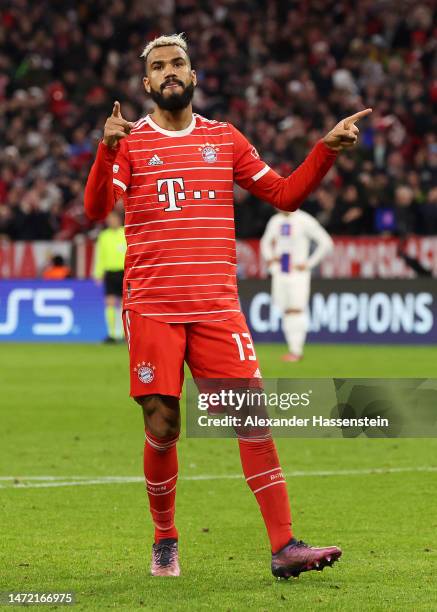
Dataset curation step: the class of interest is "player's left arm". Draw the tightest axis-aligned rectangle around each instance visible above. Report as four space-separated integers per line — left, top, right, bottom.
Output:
231 109 372 211
304 215 334 270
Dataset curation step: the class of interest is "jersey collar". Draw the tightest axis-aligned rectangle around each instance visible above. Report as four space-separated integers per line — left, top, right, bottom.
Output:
145 113 196 137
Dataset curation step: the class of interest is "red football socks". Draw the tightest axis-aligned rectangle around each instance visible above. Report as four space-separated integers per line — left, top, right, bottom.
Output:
144 431 179 543
144 430 292 552
238 435 292 553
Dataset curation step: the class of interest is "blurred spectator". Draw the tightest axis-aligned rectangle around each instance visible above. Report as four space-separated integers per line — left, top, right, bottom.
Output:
329 185 370 235
419 186 437 234
0 0 436 240
305 187 336 229
42 254 72 279
394 185 419 235
233 185 274 238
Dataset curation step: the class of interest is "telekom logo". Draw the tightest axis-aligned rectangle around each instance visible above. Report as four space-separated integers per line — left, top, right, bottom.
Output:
157 178 216 212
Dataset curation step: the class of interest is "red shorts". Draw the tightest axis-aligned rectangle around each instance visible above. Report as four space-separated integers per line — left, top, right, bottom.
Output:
123 310 261 398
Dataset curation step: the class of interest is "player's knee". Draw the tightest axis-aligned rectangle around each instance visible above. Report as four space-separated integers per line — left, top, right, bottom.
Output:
136 394 180 439
153 420 180 439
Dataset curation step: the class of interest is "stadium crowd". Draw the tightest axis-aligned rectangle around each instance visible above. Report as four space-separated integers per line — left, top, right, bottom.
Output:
0 0 436 241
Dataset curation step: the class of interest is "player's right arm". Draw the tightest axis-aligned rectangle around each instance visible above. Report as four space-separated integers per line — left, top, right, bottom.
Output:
260 215 280 272
84 102 133 221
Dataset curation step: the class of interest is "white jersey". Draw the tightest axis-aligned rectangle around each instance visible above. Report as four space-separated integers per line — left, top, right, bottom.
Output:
260 210 333 274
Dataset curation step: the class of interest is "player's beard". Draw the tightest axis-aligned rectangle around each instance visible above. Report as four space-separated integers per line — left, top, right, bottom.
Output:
150 80 195 111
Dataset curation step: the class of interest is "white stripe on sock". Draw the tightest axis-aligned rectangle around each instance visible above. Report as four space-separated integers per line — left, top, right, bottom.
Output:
252 480 286 495
246 467 282 482
146 473 178 486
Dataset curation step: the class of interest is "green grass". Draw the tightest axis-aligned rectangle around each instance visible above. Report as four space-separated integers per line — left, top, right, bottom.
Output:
0 343 436 611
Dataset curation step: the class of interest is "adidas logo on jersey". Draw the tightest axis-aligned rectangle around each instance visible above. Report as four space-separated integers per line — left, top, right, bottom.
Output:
148 154 163 166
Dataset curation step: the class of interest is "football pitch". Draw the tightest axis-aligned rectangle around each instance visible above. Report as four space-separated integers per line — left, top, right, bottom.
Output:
1 343 436 611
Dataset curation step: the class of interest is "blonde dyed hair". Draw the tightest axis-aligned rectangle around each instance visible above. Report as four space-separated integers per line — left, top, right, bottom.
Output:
140 33 189 65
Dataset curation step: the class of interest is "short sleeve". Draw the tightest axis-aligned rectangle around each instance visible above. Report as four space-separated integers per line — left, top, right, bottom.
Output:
230 124 271 190
112 139 131 193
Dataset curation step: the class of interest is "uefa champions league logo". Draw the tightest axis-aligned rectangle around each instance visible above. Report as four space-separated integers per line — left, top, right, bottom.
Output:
199 144 219 163
134 362 156 384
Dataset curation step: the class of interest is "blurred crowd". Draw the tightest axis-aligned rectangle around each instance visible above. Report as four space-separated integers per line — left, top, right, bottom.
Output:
0 0 436 241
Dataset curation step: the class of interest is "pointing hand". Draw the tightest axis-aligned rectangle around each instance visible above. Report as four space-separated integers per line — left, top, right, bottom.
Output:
103 101 135 149
323 108 372 152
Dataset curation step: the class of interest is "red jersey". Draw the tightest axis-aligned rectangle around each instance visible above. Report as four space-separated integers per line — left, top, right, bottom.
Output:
85 112 337 323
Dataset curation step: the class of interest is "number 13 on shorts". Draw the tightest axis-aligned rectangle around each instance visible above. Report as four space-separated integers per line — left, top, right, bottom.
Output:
232 332 257 361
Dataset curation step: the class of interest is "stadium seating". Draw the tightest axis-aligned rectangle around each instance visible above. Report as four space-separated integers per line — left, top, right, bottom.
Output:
0 0 435 240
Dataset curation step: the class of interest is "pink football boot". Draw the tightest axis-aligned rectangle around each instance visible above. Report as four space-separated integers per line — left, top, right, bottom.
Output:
151 539 180 577
272 538 342 579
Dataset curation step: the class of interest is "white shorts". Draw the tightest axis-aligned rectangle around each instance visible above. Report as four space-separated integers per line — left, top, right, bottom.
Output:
271 271 311 312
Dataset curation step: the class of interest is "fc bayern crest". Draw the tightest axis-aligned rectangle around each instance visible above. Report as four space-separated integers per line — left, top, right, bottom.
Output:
134 361 156 384
199 143 219 163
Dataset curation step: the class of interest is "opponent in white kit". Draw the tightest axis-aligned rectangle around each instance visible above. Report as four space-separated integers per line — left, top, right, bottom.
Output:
261 209 333 361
